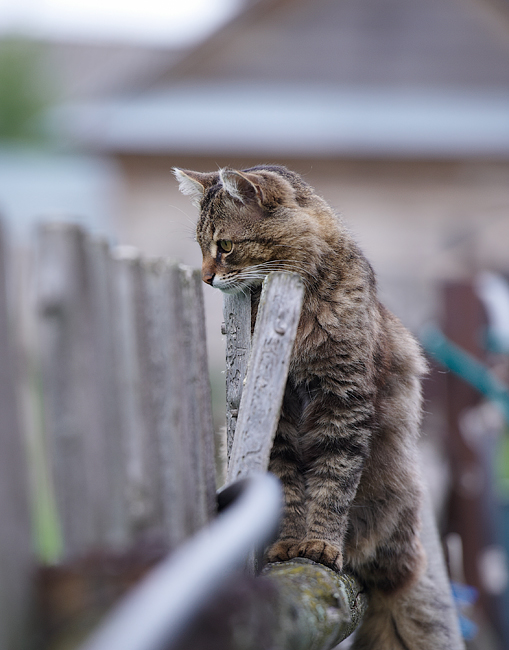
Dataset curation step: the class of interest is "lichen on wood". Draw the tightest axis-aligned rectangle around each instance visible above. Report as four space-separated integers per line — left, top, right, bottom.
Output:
172 558 367 650
223 291 251 461
262 558 367 650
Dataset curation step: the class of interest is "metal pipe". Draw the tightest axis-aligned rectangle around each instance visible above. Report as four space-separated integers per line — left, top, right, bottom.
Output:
79 473 282 650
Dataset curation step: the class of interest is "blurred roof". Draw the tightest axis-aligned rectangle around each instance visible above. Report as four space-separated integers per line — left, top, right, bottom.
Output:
58 0 509 158
57 85 509 157
144 0 509 90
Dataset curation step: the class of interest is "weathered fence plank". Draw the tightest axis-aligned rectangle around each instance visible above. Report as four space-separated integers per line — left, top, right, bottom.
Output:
0 220 33 650
180 266 217 529
143 261 216 546
227 272 305 483
143 258 189 548
85 237 128 550
223 291 251 461
37 223 106 558
111 247 163 543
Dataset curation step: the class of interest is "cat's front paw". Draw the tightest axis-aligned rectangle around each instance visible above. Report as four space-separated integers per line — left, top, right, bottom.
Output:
296 539 343 572
266 539 299 563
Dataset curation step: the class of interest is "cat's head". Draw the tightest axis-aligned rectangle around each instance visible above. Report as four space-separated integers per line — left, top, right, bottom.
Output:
174 164 332 294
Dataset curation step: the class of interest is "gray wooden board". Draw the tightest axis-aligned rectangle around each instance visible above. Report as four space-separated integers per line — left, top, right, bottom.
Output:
144 259 189 548
223 291 251 462
86 238 129 549
227 272 304 483
111 248 158 540
37 223 99 557
180 266 217 531
84 236 128 550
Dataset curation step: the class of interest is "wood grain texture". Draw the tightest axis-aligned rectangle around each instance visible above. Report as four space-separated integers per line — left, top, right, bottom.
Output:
143 259 188 548
179 265 217 530
36 228 217 558
111 248 155 542
227 272 304 483
37 223 103 557
223 291 251 461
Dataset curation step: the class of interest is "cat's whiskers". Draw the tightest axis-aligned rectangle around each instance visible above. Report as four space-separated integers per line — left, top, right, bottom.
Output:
251 258 316 276
237 259 316 291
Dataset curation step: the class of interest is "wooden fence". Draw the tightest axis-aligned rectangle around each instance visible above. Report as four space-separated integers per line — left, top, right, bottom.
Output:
35 223 216 558
0 220 217 649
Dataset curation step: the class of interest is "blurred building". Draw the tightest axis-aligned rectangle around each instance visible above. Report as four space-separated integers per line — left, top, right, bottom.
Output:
49 0 509 367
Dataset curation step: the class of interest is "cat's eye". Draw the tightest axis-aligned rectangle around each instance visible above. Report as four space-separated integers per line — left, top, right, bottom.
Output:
218 239 233 253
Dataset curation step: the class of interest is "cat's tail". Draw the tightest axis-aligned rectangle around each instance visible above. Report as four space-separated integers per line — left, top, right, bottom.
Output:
351 487 465 650
351 574 463 650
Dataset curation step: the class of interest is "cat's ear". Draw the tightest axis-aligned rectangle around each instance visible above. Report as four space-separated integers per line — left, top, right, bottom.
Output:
219 169 264 206
173 168 217 206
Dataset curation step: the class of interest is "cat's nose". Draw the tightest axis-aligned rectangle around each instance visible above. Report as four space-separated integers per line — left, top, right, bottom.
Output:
202 271 215 286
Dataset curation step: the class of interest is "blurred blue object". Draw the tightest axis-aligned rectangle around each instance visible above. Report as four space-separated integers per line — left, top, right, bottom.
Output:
451 582 479 641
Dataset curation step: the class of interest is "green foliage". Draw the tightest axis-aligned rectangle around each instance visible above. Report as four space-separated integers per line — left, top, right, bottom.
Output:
0 36 53 144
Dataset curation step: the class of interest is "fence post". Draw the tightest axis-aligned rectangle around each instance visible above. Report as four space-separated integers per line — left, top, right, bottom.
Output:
143 258 188 548
0 220 33 650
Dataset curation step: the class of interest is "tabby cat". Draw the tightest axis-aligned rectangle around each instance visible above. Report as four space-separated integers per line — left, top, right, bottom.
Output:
175 165 463 649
